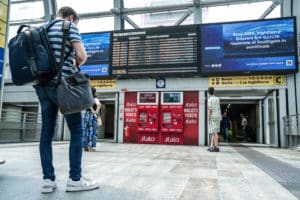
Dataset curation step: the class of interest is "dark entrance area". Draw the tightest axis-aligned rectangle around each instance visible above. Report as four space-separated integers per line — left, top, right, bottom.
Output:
220 103 257 143
104 104 115 139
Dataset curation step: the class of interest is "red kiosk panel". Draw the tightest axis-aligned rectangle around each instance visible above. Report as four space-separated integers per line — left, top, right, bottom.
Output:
136 92 159 144
160 92 184 133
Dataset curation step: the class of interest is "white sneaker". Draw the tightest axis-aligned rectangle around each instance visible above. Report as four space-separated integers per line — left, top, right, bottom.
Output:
41 179 57 193
66 177 99 192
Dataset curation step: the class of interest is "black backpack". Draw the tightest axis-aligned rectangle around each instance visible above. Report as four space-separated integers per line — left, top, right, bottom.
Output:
8 20 70 85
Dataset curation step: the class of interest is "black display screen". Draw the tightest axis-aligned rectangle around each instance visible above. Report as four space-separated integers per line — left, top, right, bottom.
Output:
111 25 199 78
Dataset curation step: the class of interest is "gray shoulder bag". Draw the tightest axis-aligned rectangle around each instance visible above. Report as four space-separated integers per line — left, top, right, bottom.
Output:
56 21 94 115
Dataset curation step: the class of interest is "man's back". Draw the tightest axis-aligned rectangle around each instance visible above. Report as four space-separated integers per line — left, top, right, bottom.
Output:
221 116 231 128
208 95 221 120
47 20 81 77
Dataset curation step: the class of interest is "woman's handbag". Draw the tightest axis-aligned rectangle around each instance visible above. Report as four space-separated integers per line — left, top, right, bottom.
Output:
57 72 94 114
97 116 103 126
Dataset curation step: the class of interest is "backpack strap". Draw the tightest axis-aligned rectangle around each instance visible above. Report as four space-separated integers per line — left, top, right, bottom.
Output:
24 29 36 74
56 20 71 85
17 25 30 34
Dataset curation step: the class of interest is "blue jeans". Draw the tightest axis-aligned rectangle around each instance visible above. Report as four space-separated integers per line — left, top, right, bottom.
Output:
34 80 83 181
222 128 229 142
243 127 248 141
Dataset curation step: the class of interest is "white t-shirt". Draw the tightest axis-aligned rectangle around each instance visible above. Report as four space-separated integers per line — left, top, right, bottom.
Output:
208 95 221 120
241 117 247 128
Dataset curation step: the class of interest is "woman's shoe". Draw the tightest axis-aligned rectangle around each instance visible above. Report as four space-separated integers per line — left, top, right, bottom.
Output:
83 147 89 152
89 148 96 152
207 146 215 151
208 147 220 152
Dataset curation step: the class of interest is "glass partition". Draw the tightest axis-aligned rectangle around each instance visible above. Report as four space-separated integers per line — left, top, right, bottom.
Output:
79 17 114 33
10 1 44 21
124 0 192 8
56 0 113 13
202 1 280 23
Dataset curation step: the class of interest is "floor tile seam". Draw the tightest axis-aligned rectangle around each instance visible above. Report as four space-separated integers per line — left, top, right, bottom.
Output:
237 149 300 181
238 154 298 178
233 146 300 199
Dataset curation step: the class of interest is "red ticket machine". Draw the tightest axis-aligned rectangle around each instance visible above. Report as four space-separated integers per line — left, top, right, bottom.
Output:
160 92 184 145
160 106 184 133
137 106 158 132
136 92 159 144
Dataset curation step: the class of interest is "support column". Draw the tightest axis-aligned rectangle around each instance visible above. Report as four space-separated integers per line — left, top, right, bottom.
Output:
113 0 124 30
278 88 287 147
193 0 202 23
43 0 57 21
199 90 205 145
118 91 125 143
282 0 300 116
282 0 300 148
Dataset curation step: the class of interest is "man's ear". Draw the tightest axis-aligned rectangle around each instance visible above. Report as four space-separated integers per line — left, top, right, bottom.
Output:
67 15 74 22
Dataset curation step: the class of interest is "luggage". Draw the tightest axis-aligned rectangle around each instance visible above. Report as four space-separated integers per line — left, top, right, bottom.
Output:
8 20 62 85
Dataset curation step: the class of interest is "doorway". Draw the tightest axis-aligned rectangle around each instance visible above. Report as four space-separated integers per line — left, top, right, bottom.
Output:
220 103 257 143
214 88 280 146
96 92 118 142
97 101 115 141
104 103 115 139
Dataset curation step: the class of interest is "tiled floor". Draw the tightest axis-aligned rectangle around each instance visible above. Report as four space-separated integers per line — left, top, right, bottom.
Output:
0 142 299 200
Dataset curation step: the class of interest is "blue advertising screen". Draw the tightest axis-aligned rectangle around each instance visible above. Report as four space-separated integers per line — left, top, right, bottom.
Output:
200 17 298 75
81 32 111 77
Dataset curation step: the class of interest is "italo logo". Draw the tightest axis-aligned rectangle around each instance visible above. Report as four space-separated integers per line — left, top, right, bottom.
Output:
165 137 180 143
141 136 155 142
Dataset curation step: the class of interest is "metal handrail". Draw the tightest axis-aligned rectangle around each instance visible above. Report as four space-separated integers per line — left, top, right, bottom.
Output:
0 109 42 142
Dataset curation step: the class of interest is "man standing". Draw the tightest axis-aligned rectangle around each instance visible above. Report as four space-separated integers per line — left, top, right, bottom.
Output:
221 111 232 142
240 113 248 142
33 7 98 193
207 87 221 152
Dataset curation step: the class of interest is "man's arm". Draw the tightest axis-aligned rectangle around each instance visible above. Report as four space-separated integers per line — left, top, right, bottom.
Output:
72 41 87 68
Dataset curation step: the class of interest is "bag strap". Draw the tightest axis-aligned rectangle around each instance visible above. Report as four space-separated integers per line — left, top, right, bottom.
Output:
56 20 71 85
24 30 36 73
45 19 64 30
17 25 30 34
26 28 40 77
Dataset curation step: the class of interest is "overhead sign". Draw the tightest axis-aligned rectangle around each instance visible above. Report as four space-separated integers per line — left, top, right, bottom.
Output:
209 75 285 87
90 79 116 89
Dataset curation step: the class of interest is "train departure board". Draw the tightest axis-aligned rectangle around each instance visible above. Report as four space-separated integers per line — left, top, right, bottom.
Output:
111 25 199 78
